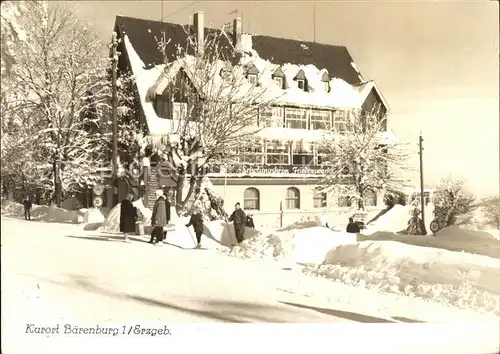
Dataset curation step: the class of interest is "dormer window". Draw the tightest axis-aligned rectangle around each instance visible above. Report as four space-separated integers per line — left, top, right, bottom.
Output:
246 64 260 86
273 76 283 88
293 69 308 91
272 66 285 89
247 74 258 85
321 71 330 93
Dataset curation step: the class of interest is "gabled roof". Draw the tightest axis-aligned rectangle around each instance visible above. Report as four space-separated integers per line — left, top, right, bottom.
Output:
272 66 285 78
294 69 307 81
114 16 362 85
353 80 390 112
246 64 260 75
114 16 238 68
251 35 361 85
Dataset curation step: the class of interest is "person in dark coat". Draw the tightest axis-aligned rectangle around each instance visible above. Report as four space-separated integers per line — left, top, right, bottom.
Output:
346 217 360 234
162 195 171 241
245 214 255 229
149 190 167 245
185 208 204 248
23 195 32 220
228 202 246 244
120 193 137 242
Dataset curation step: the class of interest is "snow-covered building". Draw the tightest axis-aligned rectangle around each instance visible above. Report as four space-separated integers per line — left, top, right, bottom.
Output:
110 13 391 225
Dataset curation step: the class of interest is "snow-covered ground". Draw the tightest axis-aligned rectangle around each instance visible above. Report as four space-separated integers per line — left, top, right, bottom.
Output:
223 219 500 314
1 200 83 223
2 215 499 353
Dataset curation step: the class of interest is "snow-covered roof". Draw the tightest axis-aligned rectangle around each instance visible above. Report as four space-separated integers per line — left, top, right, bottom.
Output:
354 80 391 112
117 16 390 136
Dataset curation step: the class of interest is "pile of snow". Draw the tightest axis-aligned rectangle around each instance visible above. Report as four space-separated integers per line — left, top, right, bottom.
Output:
364 204 435 235
223 225 357 264
81 208 106 231
304 240 500 313
364 205 409 234
1 201 80 224
165 219 260 250
99 199 152 233
359 228 499 259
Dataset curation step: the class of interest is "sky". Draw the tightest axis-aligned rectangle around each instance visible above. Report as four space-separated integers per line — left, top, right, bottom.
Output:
65 0 499 198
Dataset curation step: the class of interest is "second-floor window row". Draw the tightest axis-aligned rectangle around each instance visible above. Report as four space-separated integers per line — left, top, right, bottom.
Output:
153 96 361 133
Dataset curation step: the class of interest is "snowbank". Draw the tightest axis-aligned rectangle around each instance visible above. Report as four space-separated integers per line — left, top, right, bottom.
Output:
359 227 499 259
1 201 80 224
99 199 152 233
304 240 500 313
223 225 357 264
364 204 435 235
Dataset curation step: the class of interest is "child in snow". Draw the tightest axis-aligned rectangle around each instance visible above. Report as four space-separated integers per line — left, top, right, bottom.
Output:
346 217 360 233
185 208 204 249
245 214 255 228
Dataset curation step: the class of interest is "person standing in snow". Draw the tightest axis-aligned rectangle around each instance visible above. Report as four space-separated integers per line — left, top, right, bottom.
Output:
229 202 246 244
23 195 32 220
149 190 168 245
346 217 360 233
119 193 137 242
245 214 255 229
162 191 171 241
185 208 204 249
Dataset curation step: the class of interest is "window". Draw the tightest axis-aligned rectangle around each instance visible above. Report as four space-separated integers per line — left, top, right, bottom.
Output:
364 189 377 207
285 187 300 209
172 102 188 120
266 140 289 165
153 95 171 119
285 108 308 129
297 79 305 90
323 81 330 92
333 110 348 132
313 188 327 208
292 140 313 165
244 188 260 210
247 74 258 85
259 106 284 128
338 196 352 207
310 109 331 130
273 76 284 88
317 146 329 165
239 141 264 164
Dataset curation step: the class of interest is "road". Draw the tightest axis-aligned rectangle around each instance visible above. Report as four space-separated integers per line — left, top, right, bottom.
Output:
2 216 498 354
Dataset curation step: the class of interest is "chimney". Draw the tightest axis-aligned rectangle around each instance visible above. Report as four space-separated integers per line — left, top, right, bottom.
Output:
193 11 204 54
233 17 242 49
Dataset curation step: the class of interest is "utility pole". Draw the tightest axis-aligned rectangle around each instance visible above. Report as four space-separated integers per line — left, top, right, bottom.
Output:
313 2 316 42
419 133 426 233
111 32 119 206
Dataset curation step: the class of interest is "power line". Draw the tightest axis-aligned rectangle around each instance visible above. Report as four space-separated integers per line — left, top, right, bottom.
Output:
161 1 196 22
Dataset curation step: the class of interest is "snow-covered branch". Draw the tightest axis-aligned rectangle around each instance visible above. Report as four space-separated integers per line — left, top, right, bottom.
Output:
317 109 409 210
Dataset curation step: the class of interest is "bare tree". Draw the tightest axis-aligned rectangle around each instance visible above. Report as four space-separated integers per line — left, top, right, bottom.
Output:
433 176 476 227
318 109 409 211
145 27 280 215
4 2 112 201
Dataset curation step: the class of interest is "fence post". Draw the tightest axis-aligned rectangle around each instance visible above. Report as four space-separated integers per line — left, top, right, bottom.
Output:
280 201 283 228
